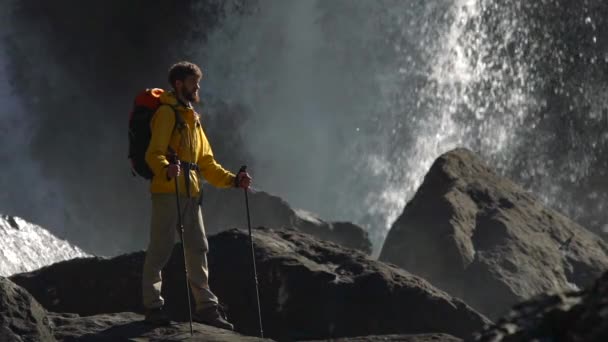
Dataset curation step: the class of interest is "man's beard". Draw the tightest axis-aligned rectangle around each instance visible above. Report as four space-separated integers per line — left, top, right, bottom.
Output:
185 90 199 103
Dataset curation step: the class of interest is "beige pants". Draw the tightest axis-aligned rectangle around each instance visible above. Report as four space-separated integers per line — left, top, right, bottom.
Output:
142 193 218 311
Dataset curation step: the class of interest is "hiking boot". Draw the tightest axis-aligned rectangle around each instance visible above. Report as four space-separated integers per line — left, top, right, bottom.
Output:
144 307 171 326
193 305 234 330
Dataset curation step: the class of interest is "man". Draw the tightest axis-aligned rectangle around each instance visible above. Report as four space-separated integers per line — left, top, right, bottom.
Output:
142 61 251 330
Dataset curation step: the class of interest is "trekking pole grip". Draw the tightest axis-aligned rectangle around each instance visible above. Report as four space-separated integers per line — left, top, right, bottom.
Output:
237 165 247 190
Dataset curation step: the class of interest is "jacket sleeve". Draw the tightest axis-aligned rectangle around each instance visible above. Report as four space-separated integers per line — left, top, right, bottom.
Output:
145 106 175 178
197 129 236 188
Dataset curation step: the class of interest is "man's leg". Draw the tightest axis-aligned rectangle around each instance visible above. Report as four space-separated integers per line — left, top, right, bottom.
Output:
182 198 233 330
142 194 178 312
182 197 218 309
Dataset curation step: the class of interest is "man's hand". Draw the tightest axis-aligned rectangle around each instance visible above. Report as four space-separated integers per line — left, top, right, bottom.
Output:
167 162 181 180
236 170 252 189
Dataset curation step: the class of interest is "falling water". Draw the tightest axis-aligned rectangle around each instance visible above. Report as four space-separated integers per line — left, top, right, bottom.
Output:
362 0 540 250
1 0 607 257
201 0 608 255
0 214 89 276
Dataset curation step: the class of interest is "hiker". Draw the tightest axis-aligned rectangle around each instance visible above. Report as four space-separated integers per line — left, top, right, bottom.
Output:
141 61 252 329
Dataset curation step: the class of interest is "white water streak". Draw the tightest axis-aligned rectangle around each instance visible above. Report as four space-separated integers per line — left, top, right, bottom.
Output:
0 215 89 276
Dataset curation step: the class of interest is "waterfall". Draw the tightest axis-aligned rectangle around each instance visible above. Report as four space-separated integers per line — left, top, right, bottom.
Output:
1 0 607 257
0 214 89 276
200 0 608 254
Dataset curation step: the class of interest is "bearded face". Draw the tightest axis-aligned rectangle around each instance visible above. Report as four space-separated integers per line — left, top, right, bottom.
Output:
183 85 200 103
178 75 201 103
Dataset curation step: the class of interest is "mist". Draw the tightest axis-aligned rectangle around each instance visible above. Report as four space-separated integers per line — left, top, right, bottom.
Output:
197 0 450 251
0 1 70 240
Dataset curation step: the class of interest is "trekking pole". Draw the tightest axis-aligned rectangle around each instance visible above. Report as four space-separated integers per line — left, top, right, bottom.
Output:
239 165 264 338
172 157 194 336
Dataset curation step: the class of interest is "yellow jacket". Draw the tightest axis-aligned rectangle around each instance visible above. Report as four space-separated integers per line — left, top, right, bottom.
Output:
145 91 236 196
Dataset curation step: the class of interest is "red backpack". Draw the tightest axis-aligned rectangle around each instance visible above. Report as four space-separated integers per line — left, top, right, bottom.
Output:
128 88 176 179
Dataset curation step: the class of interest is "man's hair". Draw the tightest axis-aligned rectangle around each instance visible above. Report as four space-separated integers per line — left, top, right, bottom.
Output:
168 61 203 88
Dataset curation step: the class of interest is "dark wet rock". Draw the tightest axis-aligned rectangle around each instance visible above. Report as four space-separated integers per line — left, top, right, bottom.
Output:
10 254 144 317
11 228 489 341
380 148 608 319
470 271 608 342
0 275 266 341
0 277 55 342
202 185 372 254
207 228 488 340
48 312 270 342
303 333 461 341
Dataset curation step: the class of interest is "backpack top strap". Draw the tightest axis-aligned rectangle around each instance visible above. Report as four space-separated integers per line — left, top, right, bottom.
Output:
160 104 182 157
158 104 183 129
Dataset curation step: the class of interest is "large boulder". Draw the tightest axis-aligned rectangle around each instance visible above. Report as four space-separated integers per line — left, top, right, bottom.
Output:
1 271 269 341
380 148 608 319
10 253 144 317
305 334 462 342
207 228 488 340
48 312 271 342
0 277 54 342
11 228 489 341
470 271 608 342
201 185 372 254
49 312 462 342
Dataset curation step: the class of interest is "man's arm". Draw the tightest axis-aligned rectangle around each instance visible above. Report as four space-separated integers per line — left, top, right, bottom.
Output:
197 130 236 188
145 106 175 178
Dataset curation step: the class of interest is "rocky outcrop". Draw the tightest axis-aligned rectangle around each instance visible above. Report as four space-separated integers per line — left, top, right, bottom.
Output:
0 214 89 276
0 275 270 341
304 334 462 342
49 313 463 342
0 277 54 342
202 185 372 254
470 271 608 342
207 228 488 340
11 228 488 341
10 253 144 317
48 312 270 342
380 148 608 319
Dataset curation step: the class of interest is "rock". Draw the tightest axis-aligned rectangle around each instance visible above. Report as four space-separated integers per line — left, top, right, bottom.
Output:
379 148 608 319
1 264 266 341
207 228 489 340
48 312 270 342
0 277 54 342
201 185 372 254
469 271 608 342
304 333 462 341
11 228 489 340
10 254 144 317
0 214 89 276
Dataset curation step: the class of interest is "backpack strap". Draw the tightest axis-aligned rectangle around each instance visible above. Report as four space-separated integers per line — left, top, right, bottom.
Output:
162 104 196 197
166 104 184 131
159 103 182 146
